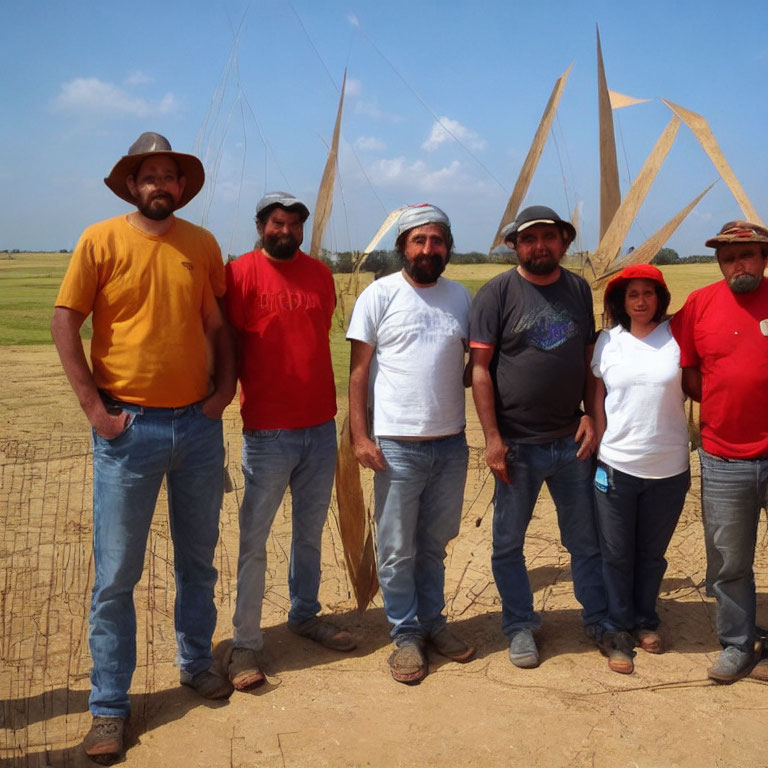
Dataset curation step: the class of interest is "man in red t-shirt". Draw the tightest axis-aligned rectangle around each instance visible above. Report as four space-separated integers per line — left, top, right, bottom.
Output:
224 192 355 691
671 220 768 684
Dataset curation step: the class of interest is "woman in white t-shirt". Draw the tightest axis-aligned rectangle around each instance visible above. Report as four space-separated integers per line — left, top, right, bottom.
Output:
590 264 690 675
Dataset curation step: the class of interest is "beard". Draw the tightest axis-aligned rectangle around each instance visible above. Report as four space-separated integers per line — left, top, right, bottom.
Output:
518 251 559 275
137 192 175 221
728 273 761 294
263 232 300 260
402 254 445 284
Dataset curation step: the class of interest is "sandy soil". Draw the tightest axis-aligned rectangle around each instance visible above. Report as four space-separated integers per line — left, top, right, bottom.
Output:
1 345 767 768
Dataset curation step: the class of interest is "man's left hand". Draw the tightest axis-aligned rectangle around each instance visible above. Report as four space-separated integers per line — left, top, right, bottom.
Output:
574 414 597 459
200 391 230 420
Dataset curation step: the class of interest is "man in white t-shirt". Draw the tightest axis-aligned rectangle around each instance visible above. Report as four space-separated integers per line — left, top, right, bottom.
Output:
347 204 474 684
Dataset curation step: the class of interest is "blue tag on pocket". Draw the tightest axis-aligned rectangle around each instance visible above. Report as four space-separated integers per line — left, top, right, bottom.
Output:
594 466 608 493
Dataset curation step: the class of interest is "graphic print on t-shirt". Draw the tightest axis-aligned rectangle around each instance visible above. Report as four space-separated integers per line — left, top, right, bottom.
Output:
511 301 579 351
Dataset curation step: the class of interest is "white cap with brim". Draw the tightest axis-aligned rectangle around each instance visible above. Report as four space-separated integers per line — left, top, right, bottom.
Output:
396 203 451 235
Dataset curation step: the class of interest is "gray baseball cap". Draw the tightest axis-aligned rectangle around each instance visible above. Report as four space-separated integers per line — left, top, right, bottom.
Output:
254 191 310 223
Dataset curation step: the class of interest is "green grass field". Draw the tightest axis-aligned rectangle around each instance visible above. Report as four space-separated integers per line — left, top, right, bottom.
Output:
0 253 723 391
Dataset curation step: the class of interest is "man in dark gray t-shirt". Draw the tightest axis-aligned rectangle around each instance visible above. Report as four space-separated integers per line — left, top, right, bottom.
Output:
470 205 608 669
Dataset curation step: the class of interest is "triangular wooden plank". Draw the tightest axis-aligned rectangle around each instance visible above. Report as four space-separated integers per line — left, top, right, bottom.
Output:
489 64 573 251
597 27 621 241
309 70 347 259
592 181 716 289
609 90 651 110
591 116 681 277
661 98 763 225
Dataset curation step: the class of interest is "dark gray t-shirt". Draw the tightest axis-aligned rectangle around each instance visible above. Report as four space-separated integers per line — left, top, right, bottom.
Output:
470 267 595 443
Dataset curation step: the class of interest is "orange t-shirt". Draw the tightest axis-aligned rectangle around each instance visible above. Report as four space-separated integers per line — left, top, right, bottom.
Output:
55 214 225 407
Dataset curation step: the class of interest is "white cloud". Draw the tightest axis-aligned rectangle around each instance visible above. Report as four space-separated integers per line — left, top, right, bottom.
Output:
124 71 153 87
53 77 180 118
368 156 466 194
354 136 386 152
422 116 486 152
344 78 362 98
354 99 403 123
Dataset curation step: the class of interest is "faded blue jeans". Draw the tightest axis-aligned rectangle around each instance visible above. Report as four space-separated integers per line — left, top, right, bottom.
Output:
492 437 608 638
699 448 768 652
233 420 337 650
90 402 224 718
594 463 690 633
373 433 469 639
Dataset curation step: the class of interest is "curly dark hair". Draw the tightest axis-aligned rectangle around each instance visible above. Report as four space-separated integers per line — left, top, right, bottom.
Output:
604 278 670 329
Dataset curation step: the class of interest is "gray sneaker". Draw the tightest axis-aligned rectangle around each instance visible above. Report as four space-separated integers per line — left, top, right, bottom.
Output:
508 628 539 668
707 646 756 683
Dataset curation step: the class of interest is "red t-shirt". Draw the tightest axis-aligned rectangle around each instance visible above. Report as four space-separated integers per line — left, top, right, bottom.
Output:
671 278 768 459
225 249 337 430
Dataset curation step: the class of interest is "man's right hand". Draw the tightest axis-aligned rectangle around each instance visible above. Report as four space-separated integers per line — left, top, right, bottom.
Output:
485 434 511 484
89 404 132 440
352 436 388 472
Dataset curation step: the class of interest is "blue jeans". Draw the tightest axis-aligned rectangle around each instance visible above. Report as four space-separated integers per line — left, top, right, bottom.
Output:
594 464 690 633
373 433 468 639
699 448 768 652
492 437 608 637
233 420 337 650
90 402 224 718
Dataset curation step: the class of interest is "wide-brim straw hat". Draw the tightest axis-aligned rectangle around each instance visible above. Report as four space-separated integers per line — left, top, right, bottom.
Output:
705 220 768 249
104 132 204 209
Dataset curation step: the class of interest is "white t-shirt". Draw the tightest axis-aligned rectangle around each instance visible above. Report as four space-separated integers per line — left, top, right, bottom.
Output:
591 320 689 478
347 271 471 437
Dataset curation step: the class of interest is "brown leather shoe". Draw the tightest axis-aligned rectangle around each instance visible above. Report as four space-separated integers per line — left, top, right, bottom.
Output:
388 637 428 685
634 628 664 654
227 647 266 691
180 668 235 700
288 617 356 652
82 716 126 765
748 658 768 682
429 625 476 663
600 631 636 675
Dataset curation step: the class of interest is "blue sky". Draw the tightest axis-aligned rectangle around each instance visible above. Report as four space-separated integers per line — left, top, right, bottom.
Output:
2 0 766 257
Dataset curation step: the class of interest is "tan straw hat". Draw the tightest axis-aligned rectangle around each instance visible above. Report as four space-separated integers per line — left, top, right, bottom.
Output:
104 132 205 209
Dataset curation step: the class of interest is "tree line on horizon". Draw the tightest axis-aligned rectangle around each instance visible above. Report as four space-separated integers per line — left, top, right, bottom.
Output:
2 247 716 270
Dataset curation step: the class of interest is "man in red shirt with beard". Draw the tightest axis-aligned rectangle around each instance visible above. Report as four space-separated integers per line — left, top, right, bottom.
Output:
224 192 355 692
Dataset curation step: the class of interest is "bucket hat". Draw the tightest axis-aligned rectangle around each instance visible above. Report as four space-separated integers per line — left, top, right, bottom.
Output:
104 132 204 209
604 263 668 304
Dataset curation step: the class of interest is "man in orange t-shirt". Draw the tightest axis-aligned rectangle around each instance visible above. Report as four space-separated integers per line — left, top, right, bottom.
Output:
52 133 236 764
223 192 355 693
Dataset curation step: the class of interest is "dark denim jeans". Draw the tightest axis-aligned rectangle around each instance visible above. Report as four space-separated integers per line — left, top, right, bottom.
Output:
90 402 224 717
594 463 690 634
699 449 768 652
491 437 608 637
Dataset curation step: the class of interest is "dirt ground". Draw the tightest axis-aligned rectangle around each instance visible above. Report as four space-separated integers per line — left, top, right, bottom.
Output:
1 344 767 768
